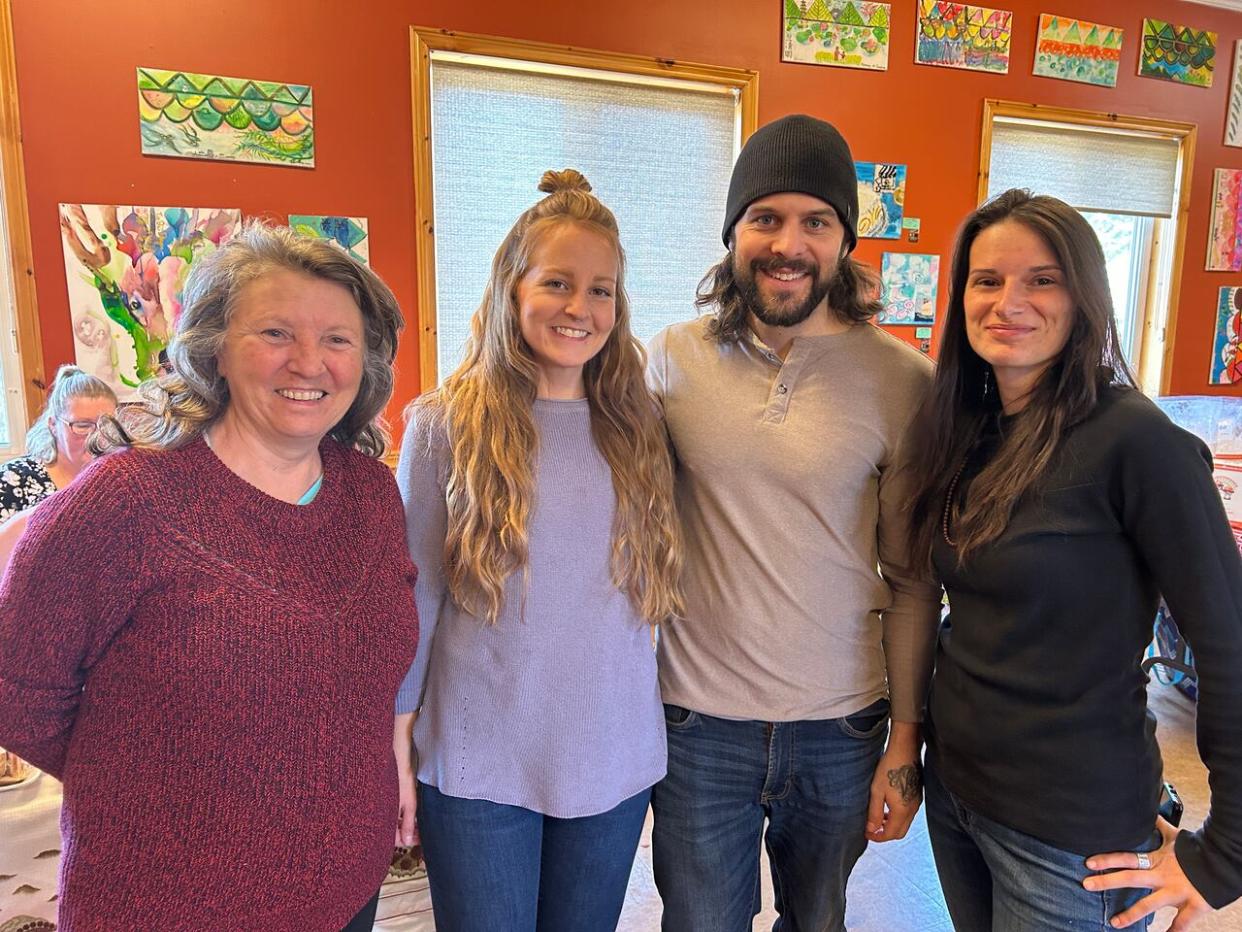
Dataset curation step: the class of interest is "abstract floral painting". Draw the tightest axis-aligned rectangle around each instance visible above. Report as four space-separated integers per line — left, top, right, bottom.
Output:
59 204 241 399
782 0 892 71
1212 287 1242 384
856 162 906 239
1226 42 1242 147
1032 14 1123 87
916 0 1012 74
288 215 370 265
1207 169 1242 272
1139 19 1216 87
138 68 315 167
879 253 939 325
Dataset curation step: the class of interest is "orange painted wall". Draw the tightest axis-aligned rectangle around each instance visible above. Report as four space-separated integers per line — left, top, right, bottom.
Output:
10 0 1242 418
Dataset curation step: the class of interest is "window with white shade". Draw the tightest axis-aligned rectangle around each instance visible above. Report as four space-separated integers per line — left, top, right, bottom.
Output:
411 31 756 387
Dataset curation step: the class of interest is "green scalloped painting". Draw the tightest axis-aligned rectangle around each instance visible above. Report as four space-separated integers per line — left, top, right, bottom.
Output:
1138 19 1216 88
137 68 315 167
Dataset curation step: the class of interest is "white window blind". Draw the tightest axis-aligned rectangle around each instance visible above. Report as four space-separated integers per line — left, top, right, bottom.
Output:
429 55 739 379
987 118 1180 217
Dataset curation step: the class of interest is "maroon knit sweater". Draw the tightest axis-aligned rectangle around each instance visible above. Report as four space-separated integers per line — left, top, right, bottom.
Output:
0 437 418 930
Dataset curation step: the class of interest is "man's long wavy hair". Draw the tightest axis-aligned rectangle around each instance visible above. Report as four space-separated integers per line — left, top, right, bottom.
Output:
412 169 683 627
698 244 882 343
905 189 1135 566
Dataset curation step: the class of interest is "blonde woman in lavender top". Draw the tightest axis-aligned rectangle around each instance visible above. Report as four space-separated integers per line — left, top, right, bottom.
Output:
393 169 683 932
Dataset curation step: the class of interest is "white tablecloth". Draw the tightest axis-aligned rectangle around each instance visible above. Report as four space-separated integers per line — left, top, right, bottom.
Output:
0 770 62 928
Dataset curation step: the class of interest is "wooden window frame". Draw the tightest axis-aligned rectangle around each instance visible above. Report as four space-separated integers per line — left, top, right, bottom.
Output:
978 99 1196 396
0 0 44 428
409 26 759 392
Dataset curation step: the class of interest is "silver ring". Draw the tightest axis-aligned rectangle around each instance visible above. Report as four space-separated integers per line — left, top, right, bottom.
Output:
1136 852 1152 870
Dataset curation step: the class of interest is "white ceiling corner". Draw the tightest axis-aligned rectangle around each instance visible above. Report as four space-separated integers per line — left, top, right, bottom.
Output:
1182 0 1242 13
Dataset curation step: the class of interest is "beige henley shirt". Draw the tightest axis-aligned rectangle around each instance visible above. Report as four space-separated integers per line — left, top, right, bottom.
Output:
648 316 941 723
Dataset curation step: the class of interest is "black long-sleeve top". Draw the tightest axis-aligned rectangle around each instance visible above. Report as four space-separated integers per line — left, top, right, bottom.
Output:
928 386 1242 908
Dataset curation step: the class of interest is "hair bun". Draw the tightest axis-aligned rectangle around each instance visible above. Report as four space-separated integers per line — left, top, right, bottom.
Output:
538 169 592 195
52 363 87 383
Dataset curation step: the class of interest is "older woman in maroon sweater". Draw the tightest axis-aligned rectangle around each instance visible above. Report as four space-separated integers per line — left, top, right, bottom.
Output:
0 223 418 930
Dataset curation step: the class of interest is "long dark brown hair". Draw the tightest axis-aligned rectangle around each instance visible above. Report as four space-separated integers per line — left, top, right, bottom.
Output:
697 251 882 343
906 189 1135 566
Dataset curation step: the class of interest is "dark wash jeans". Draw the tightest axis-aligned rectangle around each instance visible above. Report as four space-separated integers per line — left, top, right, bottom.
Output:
416 781 650 932
651 698 890 932
925 761 1160 931
339 890 379 931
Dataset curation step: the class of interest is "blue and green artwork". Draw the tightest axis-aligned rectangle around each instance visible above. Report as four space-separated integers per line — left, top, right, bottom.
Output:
879 252 939 325
289 215 370 265
855 162 906 239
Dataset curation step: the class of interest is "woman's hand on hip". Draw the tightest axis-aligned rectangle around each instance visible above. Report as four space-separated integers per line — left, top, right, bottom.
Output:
1083 816 1213 931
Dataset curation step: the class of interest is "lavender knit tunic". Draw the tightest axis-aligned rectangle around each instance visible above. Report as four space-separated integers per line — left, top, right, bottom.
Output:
395 397 666 818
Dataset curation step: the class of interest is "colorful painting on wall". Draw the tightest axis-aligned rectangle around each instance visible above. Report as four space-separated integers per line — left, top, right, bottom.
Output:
879 253 939 325
137 67 315 167
1032 13 1122 87
289 215 370 265
1211 287 1242 384
782 0 892 71
1226 42 1242 147
1207 169 1242 272
915 1 1012 74
59 204 241 399
1139 19 1216 87
856 162 906 239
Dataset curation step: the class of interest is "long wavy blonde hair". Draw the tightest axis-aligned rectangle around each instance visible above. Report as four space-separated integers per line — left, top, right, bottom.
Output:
414 169 683 627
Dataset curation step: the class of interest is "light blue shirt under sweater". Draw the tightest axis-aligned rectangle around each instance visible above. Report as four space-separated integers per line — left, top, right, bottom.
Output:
394 397 666 818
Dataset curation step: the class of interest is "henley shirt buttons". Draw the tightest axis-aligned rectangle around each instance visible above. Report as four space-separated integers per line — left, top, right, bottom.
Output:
777 383 788 394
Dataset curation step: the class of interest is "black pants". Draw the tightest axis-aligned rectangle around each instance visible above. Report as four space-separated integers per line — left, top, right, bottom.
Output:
340 890 380 932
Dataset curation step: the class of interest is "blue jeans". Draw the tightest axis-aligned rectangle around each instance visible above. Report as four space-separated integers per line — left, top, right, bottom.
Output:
339 890 379 931
925 762 1160 931
651 698 890 932
416 781 650 932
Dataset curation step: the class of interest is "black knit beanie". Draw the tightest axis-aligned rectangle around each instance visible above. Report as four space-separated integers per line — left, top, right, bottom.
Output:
721 114 859 251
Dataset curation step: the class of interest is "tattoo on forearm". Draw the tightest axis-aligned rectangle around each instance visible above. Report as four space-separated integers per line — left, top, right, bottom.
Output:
887 764 922 804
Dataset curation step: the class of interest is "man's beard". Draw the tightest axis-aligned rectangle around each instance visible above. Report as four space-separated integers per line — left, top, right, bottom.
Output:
735 255 837 328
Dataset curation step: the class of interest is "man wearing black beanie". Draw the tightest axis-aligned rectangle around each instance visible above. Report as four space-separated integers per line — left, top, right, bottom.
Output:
647 114 941 931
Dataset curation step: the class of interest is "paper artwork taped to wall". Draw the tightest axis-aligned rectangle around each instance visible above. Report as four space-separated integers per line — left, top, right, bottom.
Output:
782 0 892 71
289 215 370 266
1139 19 1216 88
856 162 906 239
1032 14 1122 87
59 204 241 399
915 1 1012 74
1211 287 1242 384
138 68 315 167
879 253 939 325
1207 169 1242 272
1226 42 1242 146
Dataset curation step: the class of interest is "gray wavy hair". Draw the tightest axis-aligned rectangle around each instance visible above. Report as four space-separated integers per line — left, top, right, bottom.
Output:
25 364 117 464
93 221 404 458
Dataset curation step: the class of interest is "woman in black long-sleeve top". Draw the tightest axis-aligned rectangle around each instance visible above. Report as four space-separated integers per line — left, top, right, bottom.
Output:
906 188 1242 931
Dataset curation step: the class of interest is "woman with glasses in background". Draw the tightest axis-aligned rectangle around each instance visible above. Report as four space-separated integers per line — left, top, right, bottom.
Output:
0 363 117 521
